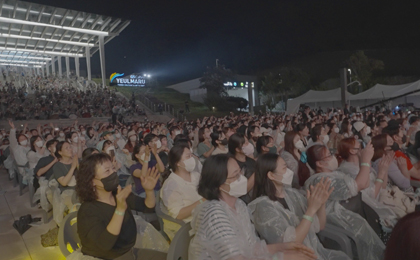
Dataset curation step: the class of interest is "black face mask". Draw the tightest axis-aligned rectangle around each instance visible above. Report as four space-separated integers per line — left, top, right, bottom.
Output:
220 138 228 146
391 142 400 152
402 135 407 144
98 172 119 192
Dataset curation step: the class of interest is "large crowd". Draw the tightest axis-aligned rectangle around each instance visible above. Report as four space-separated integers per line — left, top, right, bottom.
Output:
0 70 143 120
2 101 420 260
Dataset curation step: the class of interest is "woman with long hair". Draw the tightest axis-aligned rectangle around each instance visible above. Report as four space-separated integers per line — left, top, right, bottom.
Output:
281 131 311 189
249 153 349 260
197 127 214 160
304 144 385 260
27 135 46 169
160 144 204 240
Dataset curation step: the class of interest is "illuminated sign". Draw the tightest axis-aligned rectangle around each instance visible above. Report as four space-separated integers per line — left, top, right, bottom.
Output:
110 72 146 87
224 81 253 89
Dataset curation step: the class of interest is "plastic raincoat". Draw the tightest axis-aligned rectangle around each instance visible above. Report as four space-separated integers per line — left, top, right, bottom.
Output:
189 199 283 260
249 190 350 260
338 160 398 228
304 171 385 260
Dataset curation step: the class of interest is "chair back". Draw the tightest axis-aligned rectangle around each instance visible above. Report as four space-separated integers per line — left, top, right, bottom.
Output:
58 211 80 257
167 223 192 260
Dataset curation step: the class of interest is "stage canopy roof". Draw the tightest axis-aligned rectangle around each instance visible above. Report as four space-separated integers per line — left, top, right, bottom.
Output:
0 0 130 68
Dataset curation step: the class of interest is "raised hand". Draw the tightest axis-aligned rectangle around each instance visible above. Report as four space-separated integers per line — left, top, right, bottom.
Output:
8 120 15 129
396 157 408 172
378 153 394 174
116 184 132 211
360 140 374 163
140 167 160 191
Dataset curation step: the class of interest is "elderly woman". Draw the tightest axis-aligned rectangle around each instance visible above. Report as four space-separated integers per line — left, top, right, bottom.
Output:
188 154 317 260
305 144 385 260
76 153 165 260
249 153 349 260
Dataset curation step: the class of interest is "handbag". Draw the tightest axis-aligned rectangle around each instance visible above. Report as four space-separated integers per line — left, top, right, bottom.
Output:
378 185 417 218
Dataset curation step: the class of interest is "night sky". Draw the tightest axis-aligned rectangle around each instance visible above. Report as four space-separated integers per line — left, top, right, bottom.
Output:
26 0 420 85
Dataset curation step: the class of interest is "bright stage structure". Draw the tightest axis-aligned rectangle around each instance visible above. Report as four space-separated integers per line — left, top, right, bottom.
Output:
0 0 130 87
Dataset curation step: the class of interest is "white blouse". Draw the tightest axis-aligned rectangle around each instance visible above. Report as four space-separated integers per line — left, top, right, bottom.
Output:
160 170 202 240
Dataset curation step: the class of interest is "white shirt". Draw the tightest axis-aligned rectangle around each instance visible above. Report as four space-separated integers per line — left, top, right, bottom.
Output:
9 129 30 166
160 170 202 239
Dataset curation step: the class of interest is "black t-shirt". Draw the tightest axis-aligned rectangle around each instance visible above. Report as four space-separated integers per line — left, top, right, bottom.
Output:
276 197 290 211
78 199 138 260
235 157 256 204
34 155 56 180
235 156 256 179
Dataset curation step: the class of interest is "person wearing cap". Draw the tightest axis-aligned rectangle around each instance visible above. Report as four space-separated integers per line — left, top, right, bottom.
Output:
353 121 371 147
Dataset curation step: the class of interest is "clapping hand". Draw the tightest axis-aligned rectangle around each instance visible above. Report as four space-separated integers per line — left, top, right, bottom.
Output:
360 141 374 163
116 184 132 211
396 157 408 172
306 177 333 213
140 167 160 191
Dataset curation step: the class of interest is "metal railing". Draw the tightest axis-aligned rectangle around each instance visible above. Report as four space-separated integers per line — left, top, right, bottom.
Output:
136 94 186 120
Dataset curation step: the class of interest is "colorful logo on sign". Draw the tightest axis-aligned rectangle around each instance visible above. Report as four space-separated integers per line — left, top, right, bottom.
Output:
110 72 124 83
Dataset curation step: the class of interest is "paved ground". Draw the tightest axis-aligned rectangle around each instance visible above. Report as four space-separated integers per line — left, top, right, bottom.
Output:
0 168 64 260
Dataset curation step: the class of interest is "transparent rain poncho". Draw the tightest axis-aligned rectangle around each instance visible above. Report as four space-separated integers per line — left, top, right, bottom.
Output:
189 199 283 260
248 189 350 260
304 171 385 260
338 160 398 228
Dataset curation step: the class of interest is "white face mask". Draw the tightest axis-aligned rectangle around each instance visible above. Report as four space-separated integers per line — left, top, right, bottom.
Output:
175 130 181 136
325 156 338 171
108 135 115 141
242 142 255 157
181 157 196 172
35 140 44 148
366 126 371 135
294 140 305 150
221 175 248 197
59 133 65 137
106 146 115 155
45 131 50 134
72 137 79 143
155 140 162 149
115 133 121 138
81 130 86 135
334 127 339 133
279 125 285 131
322 135 329 144
20 140 28 146
140 153 150 162
129 136 137 142
274 168 294 186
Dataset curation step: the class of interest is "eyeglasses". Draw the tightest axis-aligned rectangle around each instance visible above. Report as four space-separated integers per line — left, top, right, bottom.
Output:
320 153 333 161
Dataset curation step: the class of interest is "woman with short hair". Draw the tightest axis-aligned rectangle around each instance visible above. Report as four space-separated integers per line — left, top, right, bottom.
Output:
76 153 165 260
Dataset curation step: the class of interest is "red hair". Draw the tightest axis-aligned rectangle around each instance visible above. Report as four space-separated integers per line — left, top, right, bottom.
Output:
337 138 357 160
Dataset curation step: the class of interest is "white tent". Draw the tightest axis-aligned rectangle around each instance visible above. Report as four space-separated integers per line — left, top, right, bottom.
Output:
286 88 353 114
349 80 420 108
